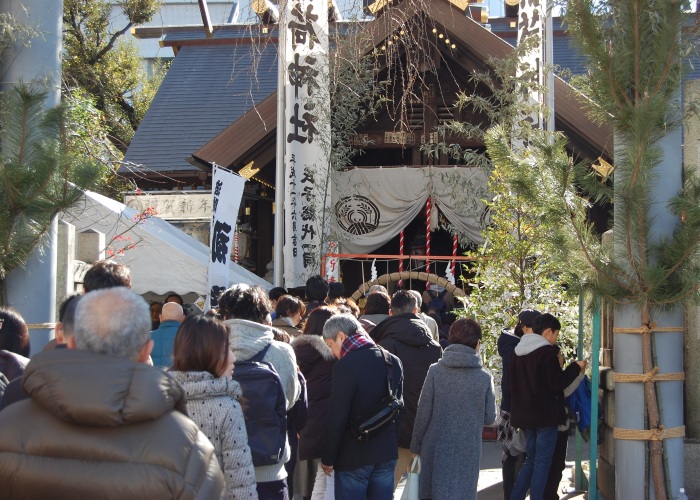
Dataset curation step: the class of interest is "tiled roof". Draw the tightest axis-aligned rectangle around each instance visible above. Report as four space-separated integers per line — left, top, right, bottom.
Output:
123 43 278 172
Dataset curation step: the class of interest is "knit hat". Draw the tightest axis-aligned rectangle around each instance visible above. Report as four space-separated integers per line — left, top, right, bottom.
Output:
518 309 541 327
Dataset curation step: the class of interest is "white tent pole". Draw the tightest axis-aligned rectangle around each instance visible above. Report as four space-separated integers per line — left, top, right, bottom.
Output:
273 6 287 287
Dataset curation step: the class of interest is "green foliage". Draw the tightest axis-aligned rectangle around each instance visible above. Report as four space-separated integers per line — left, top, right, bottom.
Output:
439 40 583 386
456 131 583 386
62 87 136 199
558 3 700 496
557 0 700 309
63 0 164 152
0 85 101 300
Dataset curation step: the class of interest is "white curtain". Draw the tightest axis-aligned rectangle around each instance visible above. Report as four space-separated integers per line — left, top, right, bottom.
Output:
331 166 488 255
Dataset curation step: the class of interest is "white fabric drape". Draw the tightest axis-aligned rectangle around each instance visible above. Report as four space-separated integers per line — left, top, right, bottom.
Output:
331 166 488 255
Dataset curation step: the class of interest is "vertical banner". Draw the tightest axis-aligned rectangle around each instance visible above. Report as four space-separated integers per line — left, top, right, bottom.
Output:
205 166 246 310
516 0 545 132
282 0 331 288
324 241 340 282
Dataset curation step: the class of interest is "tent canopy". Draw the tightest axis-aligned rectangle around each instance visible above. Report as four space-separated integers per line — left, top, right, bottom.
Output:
62 191 271 296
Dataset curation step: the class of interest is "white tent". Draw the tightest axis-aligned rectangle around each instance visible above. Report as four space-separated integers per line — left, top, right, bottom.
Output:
62 190 271 297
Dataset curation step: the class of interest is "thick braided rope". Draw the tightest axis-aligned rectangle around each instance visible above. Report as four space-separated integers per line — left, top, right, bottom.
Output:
613 367 685 383
613 426 685 441
26 323 57 330
613 325 684 334
425 197 431 290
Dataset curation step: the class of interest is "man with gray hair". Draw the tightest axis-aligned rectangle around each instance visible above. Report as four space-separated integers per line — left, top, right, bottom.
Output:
406 290 439 342
370 290 442 486
321 314 403 499
0 287 224 499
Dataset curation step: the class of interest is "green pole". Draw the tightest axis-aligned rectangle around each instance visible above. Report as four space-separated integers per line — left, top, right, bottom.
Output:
575 291 588 491
589 298 601 499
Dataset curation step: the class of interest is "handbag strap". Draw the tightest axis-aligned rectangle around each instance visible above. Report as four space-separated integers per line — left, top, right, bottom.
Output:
409 455 421 474
380 348 398 398
249 343 271 363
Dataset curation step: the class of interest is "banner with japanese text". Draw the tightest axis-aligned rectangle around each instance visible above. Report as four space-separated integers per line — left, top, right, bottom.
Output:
205 166 246 310
282 0 331 288
516 0 545 134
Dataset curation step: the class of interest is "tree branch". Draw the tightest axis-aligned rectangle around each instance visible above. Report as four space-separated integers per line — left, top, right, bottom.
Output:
90 22 134 65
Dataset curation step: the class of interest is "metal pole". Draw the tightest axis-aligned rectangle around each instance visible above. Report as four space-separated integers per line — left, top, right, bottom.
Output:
273 7 286 287
1 0 62 353
589 298 602 500
574 290 588 491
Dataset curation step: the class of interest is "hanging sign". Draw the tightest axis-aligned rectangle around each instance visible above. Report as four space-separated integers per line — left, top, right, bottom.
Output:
205 165 246 310
516 0 545 133
324 241 340 283
282 0 331 288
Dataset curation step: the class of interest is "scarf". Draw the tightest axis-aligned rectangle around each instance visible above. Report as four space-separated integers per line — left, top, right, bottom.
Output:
340 331 375 358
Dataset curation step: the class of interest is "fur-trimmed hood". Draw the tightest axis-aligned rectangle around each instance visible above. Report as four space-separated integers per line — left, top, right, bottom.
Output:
291 334 335 371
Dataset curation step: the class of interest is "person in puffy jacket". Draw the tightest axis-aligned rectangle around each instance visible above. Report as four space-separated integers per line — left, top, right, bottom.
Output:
0 287 225 499
370 290 442 485
219 284 301 500
293 306 338 499
170 314 258 499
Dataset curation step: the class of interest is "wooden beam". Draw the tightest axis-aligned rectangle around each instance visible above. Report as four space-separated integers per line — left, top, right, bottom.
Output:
198 0 213 37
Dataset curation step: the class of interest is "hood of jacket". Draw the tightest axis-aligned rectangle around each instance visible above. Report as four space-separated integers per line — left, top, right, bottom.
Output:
0 349 30 381
359 313 389 326
292 334 335 370
371 313 434 347
439 343 483 369
21 349 186 427
497 330 520 357
514 333 551 356
168 370 243 401
224 318 274 361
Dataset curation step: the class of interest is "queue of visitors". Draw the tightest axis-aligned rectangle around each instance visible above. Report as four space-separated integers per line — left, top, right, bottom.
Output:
0 263 587 500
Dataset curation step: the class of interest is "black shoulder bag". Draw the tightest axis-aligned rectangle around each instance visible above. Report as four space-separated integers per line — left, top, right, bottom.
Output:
350 348 404 441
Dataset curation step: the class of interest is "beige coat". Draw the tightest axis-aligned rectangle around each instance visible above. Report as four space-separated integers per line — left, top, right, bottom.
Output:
0 349 224 499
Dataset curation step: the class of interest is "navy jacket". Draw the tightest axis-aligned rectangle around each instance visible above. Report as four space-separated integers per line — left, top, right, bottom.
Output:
322 344 403 471
497 331 520 412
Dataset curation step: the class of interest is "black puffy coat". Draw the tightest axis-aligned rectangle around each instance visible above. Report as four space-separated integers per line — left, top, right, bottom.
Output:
371 313 442 448
291 334 336 460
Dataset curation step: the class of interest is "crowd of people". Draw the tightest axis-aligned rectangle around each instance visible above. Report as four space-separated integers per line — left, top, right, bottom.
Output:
0 261 586 500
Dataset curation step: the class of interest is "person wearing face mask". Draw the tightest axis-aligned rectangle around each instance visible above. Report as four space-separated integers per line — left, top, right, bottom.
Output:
409 318 497 500
169 314 258 500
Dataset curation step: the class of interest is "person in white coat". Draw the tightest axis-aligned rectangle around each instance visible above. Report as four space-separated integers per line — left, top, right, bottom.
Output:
218 285 301 500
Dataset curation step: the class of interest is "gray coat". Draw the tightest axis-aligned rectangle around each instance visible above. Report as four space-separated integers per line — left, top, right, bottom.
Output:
410 344 496 500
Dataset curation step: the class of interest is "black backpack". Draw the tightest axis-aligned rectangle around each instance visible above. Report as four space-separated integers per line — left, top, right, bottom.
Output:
233 344 288 466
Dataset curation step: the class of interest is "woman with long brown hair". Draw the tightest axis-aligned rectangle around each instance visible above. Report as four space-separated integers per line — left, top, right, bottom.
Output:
169 314 258 499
